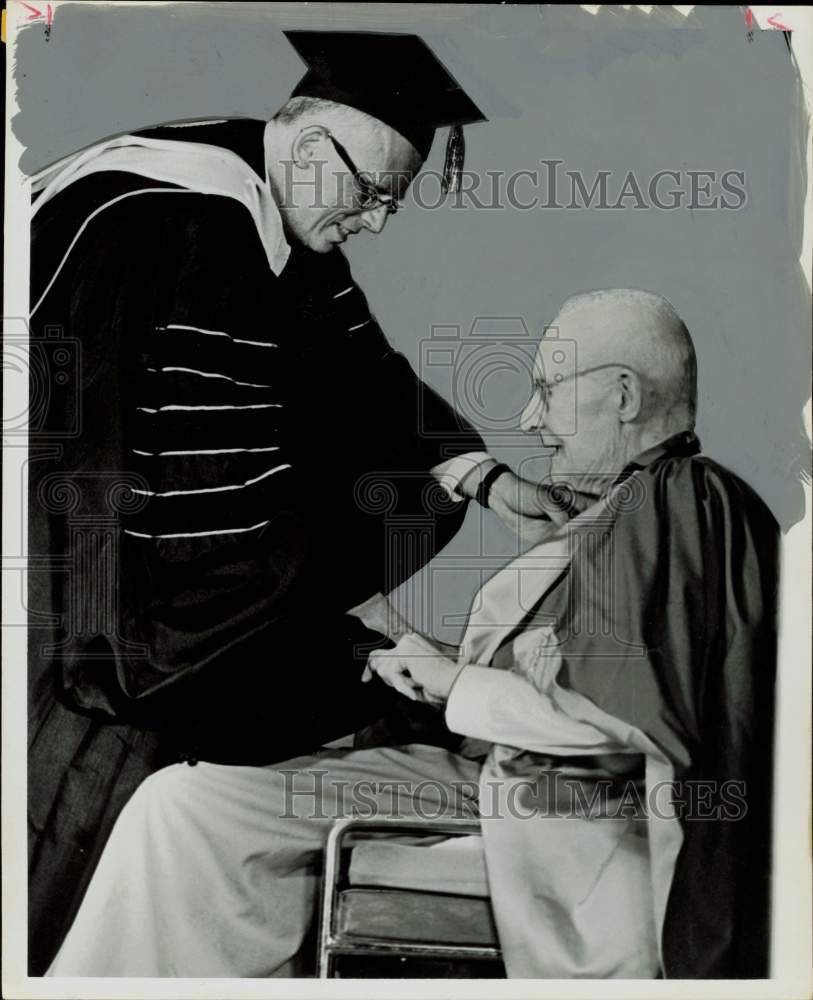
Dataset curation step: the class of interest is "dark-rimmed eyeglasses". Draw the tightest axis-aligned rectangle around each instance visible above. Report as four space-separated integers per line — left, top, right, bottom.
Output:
326 132 400 215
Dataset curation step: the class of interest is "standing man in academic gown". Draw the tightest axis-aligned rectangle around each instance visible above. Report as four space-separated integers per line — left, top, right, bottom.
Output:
27 31 567 973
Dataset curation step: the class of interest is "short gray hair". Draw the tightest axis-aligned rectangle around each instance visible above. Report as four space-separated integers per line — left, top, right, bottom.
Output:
273 96 381 132
559 288 698 431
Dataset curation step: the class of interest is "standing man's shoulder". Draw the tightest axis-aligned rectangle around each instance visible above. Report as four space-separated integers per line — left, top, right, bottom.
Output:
33 117 271 258
136 118 268 179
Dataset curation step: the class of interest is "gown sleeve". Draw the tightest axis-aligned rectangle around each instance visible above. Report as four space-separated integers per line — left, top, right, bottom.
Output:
445 663 630 754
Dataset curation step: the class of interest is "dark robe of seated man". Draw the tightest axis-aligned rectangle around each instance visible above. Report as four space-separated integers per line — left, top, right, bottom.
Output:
46 289 778 979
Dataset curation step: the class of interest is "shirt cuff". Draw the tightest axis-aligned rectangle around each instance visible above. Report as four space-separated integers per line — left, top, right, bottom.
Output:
431 452 495 502
346 592 387 619
346 592 414 643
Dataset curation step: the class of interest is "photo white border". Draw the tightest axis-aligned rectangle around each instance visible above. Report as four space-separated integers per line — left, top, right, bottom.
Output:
3 3 812 998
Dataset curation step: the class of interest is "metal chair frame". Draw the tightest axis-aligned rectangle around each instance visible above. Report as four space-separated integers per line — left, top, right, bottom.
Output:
317 815 502 978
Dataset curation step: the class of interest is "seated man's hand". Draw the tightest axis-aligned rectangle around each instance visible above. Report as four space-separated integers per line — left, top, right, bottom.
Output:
363 633 463 706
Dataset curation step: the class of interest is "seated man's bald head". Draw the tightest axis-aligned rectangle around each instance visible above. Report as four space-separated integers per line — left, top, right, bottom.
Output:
522 288 698 493
554 288 697 433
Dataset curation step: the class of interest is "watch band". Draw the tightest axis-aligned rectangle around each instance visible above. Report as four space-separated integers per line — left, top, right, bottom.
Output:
475 463 511 509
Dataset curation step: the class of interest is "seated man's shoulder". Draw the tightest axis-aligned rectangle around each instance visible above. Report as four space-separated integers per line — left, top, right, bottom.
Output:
646 451 778 535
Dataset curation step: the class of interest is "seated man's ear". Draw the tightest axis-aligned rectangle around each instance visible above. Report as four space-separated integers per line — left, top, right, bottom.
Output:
291 125 330 168
617 370 643 423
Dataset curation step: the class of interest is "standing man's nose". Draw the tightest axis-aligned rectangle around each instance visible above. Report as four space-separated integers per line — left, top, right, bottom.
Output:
360 205 390 234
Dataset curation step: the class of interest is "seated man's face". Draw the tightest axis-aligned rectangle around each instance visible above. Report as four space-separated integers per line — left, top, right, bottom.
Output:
283 119 421 254
521 327 628 495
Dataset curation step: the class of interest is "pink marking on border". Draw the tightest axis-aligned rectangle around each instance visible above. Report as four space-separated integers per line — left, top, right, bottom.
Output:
767 12 791 31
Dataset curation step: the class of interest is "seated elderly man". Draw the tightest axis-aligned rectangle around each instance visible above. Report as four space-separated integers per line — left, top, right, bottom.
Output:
47 289 778 979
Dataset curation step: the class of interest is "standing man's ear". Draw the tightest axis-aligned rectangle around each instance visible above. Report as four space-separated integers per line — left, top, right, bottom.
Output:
291 125 330 168
617 370 643 423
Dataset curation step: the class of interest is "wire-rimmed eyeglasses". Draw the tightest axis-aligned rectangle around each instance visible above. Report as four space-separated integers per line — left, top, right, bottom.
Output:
533 362 642 406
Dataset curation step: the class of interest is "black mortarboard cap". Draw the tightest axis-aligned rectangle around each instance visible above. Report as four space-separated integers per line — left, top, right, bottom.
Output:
284 30 487 192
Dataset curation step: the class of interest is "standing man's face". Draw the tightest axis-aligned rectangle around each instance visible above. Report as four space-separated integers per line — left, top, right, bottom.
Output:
281 119 421 254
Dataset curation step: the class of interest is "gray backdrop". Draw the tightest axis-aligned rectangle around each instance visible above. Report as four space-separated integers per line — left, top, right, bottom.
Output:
12 3 810 641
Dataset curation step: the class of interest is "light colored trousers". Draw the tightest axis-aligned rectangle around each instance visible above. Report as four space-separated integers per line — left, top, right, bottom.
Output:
47 745 481 977
47 743 657 978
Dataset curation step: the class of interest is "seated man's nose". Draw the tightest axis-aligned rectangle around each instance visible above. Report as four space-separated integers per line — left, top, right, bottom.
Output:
360 205 390 233
520 396 545 432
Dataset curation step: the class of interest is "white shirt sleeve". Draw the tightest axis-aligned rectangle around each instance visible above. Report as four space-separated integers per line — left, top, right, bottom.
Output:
444 665 627 755
430 452 495 502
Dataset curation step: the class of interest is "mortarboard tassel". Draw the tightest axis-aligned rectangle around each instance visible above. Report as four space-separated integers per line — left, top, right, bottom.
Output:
442 124 465 196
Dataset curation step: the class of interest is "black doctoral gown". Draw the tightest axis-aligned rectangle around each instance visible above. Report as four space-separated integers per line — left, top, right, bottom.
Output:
27 120 484 972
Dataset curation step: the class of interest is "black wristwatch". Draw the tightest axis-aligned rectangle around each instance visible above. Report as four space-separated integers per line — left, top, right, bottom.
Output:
474 463 511 509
